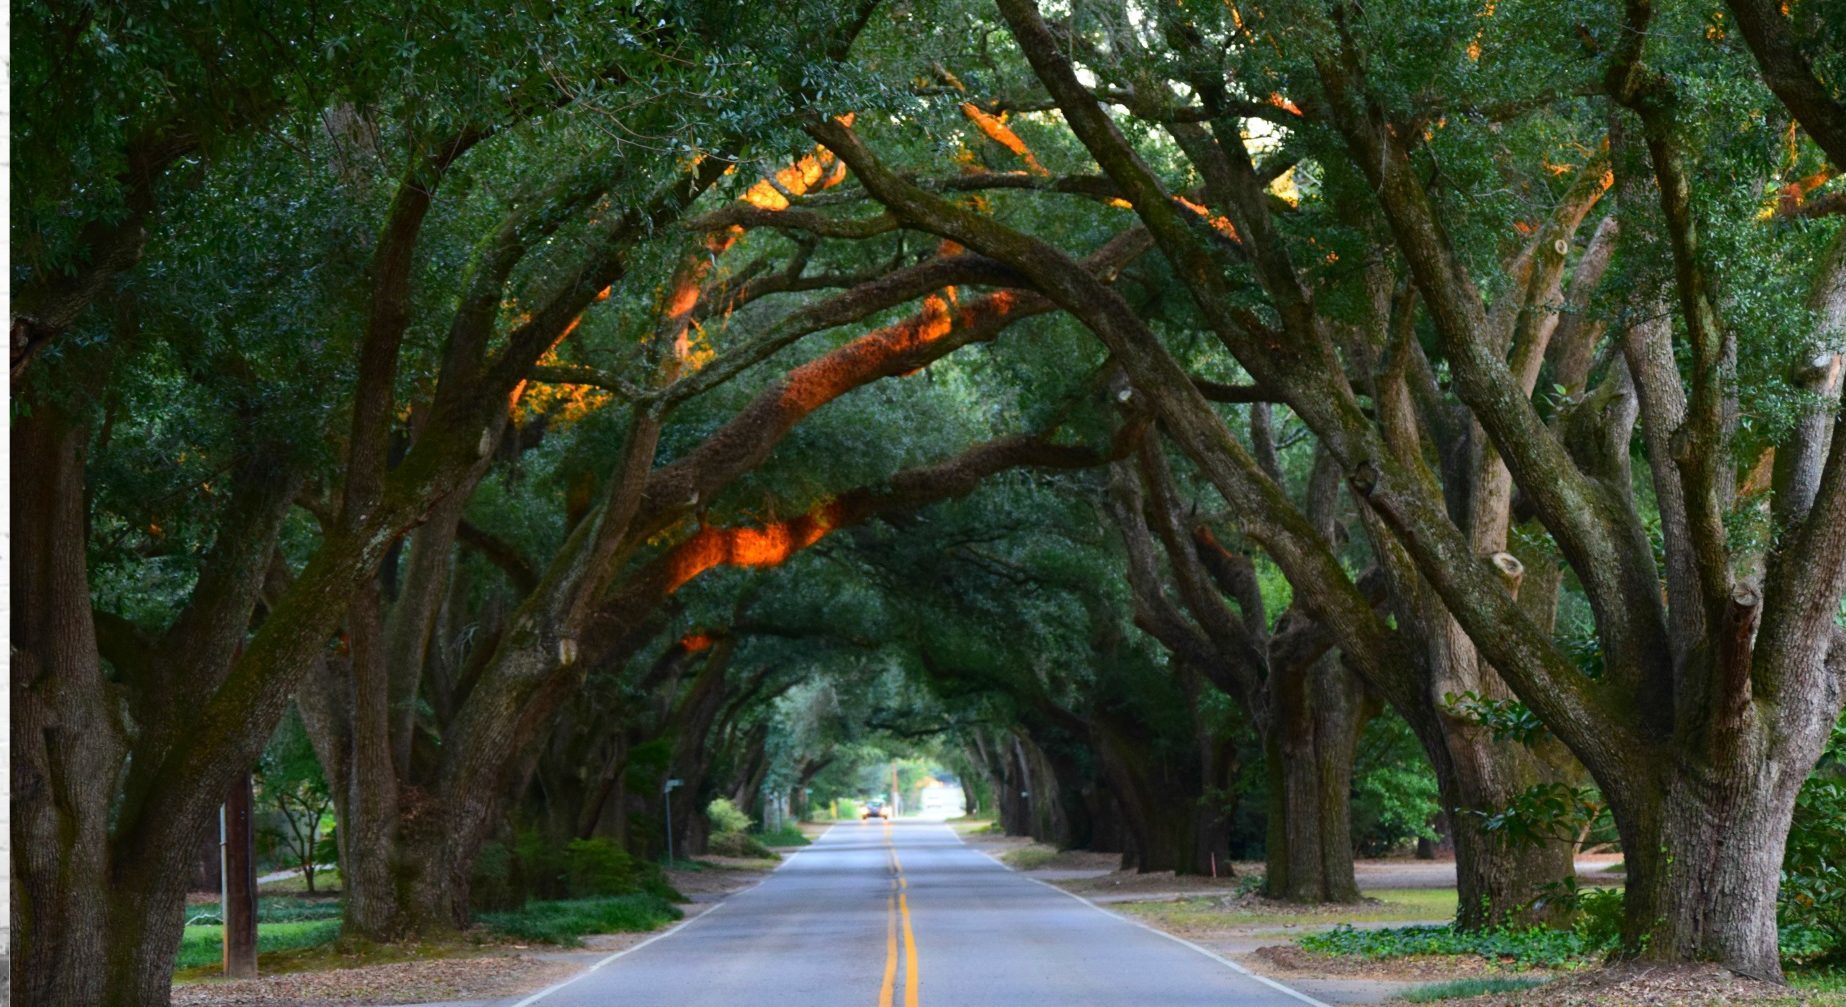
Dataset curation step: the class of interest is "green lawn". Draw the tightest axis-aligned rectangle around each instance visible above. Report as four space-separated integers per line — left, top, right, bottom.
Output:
175 920 343 971
1118 887 1458 930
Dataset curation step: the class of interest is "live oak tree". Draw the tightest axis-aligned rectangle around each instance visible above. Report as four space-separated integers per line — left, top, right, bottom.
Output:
14 4 766 1001
789 0 1846 976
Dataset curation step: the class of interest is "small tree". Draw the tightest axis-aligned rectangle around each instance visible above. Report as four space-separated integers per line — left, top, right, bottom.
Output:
257 713 335 894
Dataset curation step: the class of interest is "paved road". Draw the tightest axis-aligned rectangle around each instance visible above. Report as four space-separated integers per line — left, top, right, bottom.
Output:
510 820 1322 1007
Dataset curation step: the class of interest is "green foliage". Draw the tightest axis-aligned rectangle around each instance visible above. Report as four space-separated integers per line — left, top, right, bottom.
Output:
1351 712 1441 856
1475 783 1604 850
1300 923 1601 969
1783 716 1846 963
706 831 773 858
185 897 341 927
472 833 678 912
174 920 342 972
706 797 753 835
477 894 681 946
1443 692 1549 746
754 825 811 847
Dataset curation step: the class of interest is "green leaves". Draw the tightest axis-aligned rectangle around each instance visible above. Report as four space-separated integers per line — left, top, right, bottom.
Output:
1442 691 1550 745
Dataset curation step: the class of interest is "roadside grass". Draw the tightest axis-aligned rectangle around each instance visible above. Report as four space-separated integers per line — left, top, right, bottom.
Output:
174 919 343 971
1400 977 1547 1001
754 825 811 847
1119 887 1459 930
1002 846 1062 870
476 893 681 946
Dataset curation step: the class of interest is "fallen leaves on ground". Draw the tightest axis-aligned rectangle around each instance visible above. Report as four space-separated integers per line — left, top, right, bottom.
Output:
1404 963 1827 1006
171 954 582 1006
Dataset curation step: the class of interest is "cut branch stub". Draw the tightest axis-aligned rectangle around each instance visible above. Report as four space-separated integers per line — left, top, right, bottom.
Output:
1490 551 1526 599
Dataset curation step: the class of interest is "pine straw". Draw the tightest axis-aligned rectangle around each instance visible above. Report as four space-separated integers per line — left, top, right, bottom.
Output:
1397 963 1822 1007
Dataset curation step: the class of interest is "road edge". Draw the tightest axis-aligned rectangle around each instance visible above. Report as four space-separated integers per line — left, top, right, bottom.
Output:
956 832 1332 1007
506 823 838 1007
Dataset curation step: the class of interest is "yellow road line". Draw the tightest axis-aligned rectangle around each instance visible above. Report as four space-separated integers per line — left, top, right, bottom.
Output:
899 890 919 1007
875 823 919 1007
879 889 897 1007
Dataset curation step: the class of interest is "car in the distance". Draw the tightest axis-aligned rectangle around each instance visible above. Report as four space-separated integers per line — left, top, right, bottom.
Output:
862 799 889 820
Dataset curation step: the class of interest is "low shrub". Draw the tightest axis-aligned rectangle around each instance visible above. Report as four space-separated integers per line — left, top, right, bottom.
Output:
567 837 677 899
706 797 752 834
477 894 681 946
1300 923 1600 970
706 831 772 858
1783 717 1846 963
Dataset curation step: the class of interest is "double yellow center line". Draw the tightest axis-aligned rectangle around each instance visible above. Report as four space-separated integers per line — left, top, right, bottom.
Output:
877 819 919 1007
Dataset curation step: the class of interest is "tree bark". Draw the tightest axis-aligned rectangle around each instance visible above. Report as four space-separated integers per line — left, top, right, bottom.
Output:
1264 656 1369 903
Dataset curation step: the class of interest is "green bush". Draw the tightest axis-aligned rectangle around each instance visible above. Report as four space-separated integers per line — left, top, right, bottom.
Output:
470 839 524 911
707 831 772 858
567 838 651 896
1783 717 1846 963
477 894 681 946
472 833 679 910
706 797 753 834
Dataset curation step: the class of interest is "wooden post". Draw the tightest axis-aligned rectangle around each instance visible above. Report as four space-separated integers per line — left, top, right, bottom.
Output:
223 772 258 978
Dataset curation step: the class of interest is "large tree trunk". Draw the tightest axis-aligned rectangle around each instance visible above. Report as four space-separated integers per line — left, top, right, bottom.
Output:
13 403 128 1005
1611 765 1800 980
1264 656 1369 902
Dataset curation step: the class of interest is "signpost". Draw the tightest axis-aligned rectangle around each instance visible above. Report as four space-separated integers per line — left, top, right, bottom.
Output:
662 778 683 864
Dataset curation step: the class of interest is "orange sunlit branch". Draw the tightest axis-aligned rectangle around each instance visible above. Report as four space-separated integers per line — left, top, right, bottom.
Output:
776 290 1021 416
680 632 716 652
959 103 1050 176
1266 93 1303 118
1770 168 1835 218
740 115 856 211
656 131 857 381
665 500 847 592
1173 195 1241 242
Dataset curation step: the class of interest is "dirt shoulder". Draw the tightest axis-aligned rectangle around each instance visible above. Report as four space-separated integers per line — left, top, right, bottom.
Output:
170 861 770 1007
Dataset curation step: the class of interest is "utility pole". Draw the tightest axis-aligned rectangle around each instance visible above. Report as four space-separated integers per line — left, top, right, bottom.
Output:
890 764 900 818
662 778 683 863
221 771 257 978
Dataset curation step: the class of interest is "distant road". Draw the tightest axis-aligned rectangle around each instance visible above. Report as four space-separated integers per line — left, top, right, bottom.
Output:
505 820 1324 1007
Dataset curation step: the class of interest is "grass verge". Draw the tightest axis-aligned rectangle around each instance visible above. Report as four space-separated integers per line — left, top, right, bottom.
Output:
1119 887 1458 930
175 920 343 971
476 893 682 946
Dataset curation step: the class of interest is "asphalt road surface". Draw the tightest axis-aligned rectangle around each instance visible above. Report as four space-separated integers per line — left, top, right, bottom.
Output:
509 820 1324 1007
